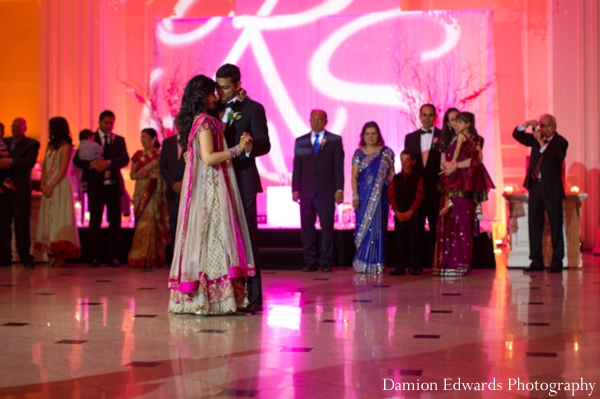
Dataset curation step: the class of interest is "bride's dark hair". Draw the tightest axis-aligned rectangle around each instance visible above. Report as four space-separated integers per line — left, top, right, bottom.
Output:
176 75 216 149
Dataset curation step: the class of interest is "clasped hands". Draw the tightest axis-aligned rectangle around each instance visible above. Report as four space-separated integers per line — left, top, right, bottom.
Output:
238 132 252 153
395 209 414 222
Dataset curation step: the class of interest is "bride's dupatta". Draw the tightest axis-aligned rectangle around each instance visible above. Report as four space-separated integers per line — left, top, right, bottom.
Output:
168 114 255 313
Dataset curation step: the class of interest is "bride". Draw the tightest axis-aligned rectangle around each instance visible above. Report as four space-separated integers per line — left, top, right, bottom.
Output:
168 74 255 314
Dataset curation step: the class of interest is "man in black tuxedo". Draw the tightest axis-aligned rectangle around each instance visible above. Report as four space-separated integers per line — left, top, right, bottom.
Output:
403 104 442 273
292 109 344 273
0 118 40 268
513 114 568 273
216 64 270 312
159 135 185 249
73 110 129 268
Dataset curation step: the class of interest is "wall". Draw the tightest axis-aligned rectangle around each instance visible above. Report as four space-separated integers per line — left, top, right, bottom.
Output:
0 0 40 142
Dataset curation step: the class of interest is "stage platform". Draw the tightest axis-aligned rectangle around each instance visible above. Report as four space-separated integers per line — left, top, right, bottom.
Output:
72 227 496 270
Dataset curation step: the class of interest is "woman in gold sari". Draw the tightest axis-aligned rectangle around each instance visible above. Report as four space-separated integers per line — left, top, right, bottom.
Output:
127 128 170 268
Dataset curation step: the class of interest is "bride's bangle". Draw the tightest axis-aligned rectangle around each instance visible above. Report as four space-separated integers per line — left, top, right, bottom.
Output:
352 193 359 201
228 145 241 159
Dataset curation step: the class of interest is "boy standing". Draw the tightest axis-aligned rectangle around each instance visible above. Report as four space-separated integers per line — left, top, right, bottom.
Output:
388 149 424 275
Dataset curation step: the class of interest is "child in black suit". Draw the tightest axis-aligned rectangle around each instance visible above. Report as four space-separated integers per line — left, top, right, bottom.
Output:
388 149 424 275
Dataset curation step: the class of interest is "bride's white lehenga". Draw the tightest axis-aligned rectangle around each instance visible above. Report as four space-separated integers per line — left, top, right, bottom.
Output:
168 114 255 315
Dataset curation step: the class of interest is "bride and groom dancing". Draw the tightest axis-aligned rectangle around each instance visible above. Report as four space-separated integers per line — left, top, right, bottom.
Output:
168 64 270 315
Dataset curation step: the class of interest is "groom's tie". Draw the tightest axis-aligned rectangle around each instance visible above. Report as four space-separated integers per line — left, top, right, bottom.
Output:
313 134 320 157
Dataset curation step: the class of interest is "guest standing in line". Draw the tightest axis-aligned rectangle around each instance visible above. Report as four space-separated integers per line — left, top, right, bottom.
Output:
34 117 81 267
159 134 185 251
216 64 270 313
73 110 129 268
388 149 424 276
0 117 40 268
168 74 255 315
292 109 344 273
127 128 170 269
513 114 568 273
404 104 442 273
351 121 394 274
0 122 10 194
434 112 494 277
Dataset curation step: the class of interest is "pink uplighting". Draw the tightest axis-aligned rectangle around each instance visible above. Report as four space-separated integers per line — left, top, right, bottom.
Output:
148 9 502 229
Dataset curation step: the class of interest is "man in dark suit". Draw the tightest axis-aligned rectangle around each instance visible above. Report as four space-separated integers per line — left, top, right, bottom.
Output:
159 134 185 249
0 117 40 268
73 110 129 268
292 109 344 274
216 64 270 313
513 114 568 273
403 104 442 273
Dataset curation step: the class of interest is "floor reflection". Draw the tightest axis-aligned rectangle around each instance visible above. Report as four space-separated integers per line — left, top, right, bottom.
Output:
0 252 599 398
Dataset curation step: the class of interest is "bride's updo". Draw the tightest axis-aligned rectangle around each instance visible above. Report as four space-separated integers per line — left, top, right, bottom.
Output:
176 75 216 149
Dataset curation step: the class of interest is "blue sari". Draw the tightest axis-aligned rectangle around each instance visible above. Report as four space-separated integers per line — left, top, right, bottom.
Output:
353 146 394 274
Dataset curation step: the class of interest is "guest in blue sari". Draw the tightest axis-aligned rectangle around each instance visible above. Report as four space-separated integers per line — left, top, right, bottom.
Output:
351 122 395 274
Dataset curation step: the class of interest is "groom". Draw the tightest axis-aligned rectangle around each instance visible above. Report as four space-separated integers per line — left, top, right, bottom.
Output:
216 63 270 313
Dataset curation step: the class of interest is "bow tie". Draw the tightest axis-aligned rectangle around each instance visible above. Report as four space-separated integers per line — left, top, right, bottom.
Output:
225 101 236 108
421 129 432 135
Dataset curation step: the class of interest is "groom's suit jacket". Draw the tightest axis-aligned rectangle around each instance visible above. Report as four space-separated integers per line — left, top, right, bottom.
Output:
222 98 270 197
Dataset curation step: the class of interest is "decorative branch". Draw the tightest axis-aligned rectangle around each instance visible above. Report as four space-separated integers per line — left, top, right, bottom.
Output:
394 49 496 129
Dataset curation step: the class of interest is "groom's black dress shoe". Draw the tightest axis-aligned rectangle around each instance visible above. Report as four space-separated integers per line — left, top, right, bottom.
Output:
237 303 263 314
547 267 563 274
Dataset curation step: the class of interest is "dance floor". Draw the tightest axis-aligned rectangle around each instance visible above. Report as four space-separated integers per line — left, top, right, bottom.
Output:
1 253 600 398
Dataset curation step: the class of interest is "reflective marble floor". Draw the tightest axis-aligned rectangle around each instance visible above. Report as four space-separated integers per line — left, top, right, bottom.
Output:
1 254 600 399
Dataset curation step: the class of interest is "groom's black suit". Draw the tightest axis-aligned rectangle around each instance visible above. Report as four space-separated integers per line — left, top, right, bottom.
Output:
404 127 442 268
292 131 344 267
222 98 270 306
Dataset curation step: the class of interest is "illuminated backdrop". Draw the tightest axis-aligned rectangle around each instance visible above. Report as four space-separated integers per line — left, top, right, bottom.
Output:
150 9 502 228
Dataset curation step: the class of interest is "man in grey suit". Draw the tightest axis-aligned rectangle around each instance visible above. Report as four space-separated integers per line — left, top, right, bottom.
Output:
292 109 344 273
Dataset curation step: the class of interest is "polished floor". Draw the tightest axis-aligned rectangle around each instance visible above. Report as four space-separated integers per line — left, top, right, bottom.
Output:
1 253 600 399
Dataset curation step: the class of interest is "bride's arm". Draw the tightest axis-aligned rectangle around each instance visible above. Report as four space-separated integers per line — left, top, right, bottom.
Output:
199 128 247 166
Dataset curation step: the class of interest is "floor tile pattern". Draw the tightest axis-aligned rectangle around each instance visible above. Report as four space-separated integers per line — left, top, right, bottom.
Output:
1 253 600 398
